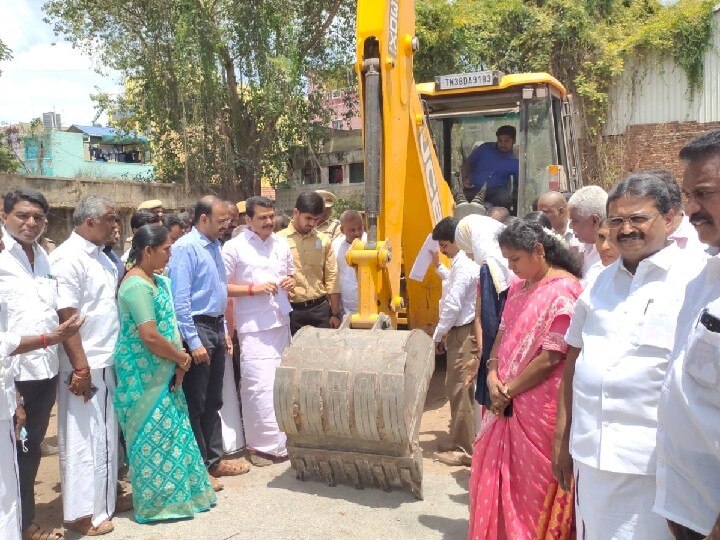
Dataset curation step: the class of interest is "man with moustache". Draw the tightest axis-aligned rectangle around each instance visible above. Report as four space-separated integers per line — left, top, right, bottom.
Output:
0 225 85 540
223 196 294 466
168 196 247 486
654 129 720 539
552 173 704 540
0 189 66 539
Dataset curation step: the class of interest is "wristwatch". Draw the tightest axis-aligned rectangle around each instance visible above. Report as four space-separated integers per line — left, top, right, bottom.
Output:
331 312 343 319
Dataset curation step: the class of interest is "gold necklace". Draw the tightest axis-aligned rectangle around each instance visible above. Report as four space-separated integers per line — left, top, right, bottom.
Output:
135 266 158 287
524 265 553 288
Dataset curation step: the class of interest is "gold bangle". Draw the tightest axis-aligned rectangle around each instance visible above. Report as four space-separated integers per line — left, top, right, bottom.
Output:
72 372 90 380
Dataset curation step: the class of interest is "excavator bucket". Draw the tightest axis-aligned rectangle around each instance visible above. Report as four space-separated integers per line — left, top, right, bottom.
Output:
274 324 435 499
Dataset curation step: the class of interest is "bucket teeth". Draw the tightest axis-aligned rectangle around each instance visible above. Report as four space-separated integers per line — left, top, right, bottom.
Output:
275 326 434 500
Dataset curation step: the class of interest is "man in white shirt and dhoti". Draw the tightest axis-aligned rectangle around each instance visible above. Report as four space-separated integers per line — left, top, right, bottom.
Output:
553 173 704 540
654 129 720 539
50 196 125 536
223 196 295 467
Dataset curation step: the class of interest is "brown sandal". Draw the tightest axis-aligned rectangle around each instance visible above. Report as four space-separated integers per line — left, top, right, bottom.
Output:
64 518 114 537
210 459 250 477
22 523 64 540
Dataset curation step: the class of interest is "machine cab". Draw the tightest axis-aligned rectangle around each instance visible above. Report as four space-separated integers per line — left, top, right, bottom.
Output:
418 71 583 216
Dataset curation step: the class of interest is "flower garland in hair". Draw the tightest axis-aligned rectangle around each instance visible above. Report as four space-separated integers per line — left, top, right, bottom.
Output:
542 227 569 248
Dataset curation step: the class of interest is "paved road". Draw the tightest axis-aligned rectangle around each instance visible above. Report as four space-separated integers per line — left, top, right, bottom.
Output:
89 460 469 540
41 371 470 539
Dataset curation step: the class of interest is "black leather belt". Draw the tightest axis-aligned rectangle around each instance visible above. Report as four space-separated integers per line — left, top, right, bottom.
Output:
290 296 327 309
193 314 225 324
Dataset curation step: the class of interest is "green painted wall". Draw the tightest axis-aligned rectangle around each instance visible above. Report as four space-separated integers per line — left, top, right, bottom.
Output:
23 131 154 181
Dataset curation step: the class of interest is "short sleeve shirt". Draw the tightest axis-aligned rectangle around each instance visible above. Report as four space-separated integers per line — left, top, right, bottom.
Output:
277 223 339 303
50 231 119 371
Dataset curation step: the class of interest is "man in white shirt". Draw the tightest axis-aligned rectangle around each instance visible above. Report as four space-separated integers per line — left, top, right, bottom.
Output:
0 226 83 540
431 217 480 466
331 210 367 316
0 189 62 539
223 196 295 467
654 129 720 539
567 185 607 280
50 195 124 536
553 173 704 540
538 191 579 247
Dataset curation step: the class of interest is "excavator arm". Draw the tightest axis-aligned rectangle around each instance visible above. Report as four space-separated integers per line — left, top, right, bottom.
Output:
274 0 454 500
350 0 454 332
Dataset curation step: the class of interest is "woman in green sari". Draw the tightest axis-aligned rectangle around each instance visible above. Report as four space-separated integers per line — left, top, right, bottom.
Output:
114 225 216 523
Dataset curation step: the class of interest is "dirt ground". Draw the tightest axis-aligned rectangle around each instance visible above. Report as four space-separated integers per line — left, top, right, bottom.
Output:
31 365 470 537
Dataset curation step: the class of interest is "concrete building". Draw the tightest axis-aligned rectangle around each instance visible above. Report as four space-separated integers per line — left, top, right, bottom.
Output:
604 4 720 177
278 128 364 212
22 125 154 181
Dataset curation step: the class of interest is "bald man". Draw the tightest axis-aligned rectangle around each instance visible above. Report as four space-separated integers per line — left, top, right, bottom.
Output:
331 211 367 315
537 191 577 246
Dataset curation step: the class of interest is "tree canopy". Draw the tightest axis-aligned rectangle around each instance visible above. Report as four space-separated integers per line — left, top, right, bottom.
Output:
43 0 355 196
414 0 716 136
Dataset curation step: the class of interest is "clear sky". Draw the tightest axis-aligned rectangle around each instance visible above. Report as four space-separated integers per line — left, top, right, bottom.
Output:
0 0 120 126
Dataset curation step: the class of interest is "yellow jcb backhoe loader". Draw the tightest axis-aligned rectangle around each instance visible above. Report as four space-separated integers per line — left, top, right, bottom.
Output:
275 0 583 499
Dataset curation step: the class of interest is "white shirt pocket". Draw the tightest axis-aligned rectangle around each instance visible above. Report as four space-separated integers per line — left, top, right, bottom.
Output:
684 322 720 388
35 277 58 311
637 302 676 351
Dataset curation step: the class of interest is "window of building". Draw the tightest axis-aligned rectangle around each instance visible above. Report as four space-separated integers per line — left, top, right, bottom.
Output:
331 119 344 130
301 164 321 185
329 165 344 184
349 162 364 184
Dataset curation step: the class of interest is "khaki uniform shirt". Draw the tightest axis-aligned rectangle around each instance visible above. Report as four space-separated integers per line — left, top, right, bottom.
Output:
316 218 342 241
277 222 339 303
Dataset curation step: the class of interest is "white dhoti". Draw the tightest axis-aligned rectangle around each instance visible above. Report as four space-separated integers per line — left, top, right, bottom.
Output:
58 367 118 527
219 353 246 454
574 460 672 540
238 325 289 457
0 419 21 540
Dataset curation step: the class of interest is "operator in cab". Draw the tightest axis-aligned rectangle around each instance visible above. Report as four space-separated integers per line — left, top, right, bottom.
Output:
461 125 519 208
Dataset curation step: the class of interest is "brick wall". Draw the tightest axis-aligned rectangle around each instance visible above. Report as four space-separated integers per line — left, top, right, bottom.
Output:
609 121 720 181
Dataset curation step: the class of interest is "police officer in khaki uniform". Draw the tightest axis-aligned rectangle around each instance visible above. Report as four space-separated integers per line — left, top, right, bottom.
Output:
123 199 164 252
314 189 342 241
278 191 341 335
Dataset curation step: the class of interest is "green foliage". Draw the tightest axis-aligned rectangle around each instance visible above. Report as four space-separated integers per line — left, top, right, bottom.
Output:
0 38 11 77
43 0 355 196
0 123 20 174
621 0 716 92
414 0 716 137
0 145 18 173
332 194 364 217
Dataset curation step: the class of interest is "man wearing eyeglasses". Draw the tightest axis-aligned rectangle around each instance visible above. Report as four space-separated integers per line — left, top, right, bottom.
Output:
654 129 720 540
0 189 66 539
552 173 704 540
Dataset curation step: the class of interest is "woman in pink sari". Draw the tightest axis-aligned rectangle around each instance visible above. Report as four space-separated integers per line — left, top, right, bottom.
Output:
469 220 583 539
